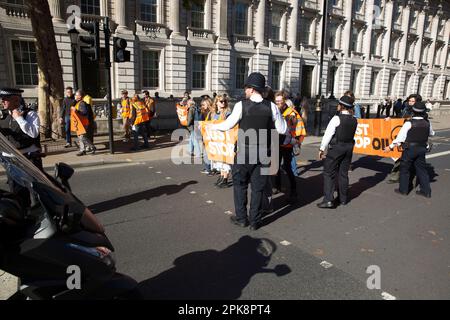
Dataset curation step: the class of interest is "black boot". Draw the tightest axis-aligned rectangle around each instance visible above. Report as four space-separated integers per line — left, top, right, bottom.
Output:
214 176 224 186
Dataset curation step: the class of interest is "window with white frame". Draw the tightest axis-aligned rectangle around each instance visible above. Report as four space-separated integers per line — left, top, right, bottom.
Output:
435 46 443 66
271 10 282 40
350 68 359 94
141 0 158 22
392 2 401 22
328 22 338 49
422 44 429 63
438 20 445 35
388 72 396 96
424 15 432 31
81 0 100 15
236 57 249 89
351 26 359 52
271 60 283 90
191 2 205 29
12 40 38 86
192 54 207 89
404 72 412 96
409 11 418 29
353 0 364 13
235 2 248 35
299 17 311 45
406 41 415 61
142 50 159 88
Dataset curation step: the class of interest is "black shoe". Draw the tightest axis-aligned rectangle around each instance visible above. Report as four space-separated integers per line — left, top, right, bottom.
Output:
214 176 224 185
217 178 231 188
416 190 431 198
317 201 335 209
272 188 280 195
340 201 348 206
386 179 399 184
76 151 86 156
249 223 261 231
207 171 216 177
64 143 72 148
394 188 408 196
230 216 248 228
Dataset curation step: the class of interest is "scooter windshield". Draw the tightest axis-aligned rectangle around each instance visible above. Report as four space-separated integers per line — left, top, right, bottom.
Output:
0 132 53 188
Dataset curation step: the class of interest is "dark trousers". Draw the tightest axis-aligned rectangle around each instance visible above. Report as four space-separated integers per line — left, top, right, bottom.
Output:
133 123 149 148
64 117 71 144
274 147 296 192
232 163 269 226
399 146 431 195
145 120 152 138
323 143 354 203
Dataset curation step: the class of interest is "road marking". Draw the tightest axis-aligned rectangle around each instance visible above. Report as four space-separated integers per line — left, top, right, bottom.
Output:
280 240 291 246
148 167 153 169
206 200 214 204
381 292 397 300
320 261 333 269
190 191 197 194
426 150 450 159
165 177 172 180
224 211 233 215
156 171 162 174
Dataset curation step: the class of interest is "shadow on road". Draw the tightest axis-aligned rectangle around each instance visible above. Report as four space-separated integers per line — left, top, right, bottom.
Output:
89 180 198 214
136 236 291 299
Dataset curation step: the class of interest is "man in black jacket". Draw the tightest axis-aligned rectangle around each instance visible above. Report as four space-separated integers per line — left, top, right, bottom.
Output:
60 86 75 148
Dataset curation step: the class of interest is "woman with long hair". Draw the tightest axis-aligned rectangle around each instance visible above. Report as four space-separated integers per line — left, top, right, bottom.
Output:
212 94 233 187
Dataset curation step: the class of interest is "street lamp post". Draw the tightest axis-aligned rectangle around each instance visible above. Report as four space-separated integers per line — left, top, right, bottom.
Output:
329 54 338 100
68 28 79 91
416 65 423 96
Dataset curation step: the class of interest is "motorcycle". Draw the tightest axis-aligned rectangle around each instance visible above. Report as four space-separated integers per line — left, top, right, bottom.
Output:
0 132 139 300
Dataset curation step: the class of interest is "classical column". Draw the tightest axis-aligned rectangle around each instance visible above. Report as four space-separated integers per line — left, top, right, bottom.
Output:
217 0 228 38
255 0 266 45
49 0 64 23
171 0 180 35
287 0 298 47
310 18 317 46
205 0 212 30
115 0 131 33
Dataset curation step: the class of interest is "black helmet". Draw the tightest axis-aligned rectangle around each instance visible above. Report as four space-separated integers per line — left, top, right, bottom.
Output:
412 101 427 113
244 72 266 93
338 95 354 109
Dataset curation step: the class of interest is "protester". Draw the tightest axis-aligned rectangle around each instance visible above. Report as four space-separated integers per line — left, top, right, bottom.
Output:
120 90 132 142
129 94 150 151
200 97 216 175
273 91 307 203
73 89 96 156
344 90 361 119
143 90 156 139
187 99 204 157
393 98 403 117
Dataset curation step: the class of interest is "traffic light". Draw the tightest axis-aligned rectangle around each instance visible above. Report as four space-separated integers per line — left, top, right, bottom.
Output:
79 22 100 61
113 37 130 63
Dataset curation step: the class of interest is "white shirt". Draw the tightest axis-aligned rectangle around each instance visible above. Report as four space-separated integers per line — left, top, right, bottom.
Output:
389 117 435 149
211 94 287 134
319 110 352 151
13 110 41 153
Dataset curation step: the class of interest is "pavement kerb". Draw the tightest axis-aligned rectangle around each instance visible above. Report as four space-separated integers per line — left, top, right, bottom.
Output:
0 159 134 177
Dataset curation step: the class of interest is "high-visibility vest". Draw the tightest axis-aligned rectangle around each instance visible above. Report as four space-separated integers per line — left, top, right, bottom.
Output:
74 100 90 128
176 103 189 126
281 106 307 148
83 94 96 120
121 98 131 118
144 97 155 119
133 101 150 125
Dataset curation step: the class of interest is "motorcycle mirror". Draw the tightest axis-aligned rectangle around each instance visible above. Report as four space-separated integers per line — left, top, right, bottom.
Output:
54 163 74 182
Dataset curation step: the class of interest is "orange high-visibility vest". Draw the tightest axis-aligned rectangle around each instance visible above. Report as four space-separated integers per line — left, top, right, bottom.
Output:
144 97 155 119
133 101 150 125
74 100 90 128
176 103 189 126
281 106 307 148
121 98 131 118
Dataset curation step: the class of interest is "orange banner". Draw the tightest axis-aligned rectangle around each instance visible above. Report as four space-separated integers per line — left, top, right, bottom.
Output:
70 108 86 136
176 104 189 126
353 119 404 159
200 120 238 165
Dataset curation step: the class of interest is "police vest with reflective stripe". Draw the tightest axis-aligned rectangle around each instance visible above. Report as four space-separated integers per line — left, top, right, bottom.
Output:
0 110 41 150
330 114 358 145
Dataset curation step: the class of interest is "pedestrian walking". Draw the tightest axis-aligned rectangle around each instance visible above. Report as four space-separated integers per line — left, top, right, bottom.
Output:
317 96 358 208
60 86 75 148
384 101 434 198
208 72 287 230
143 90 156 139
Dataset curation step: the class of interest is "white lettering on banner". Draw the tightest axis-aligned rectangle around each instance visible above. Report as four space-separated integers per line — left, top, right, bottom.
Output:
355 123 369 136
354 136 371 148
208 142 235 157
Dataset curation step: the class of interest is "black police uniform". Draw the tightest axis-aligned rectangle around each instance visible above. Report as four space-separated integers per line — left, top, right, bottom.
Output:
398 118 431 196
233 98 274 228
322 113 358 206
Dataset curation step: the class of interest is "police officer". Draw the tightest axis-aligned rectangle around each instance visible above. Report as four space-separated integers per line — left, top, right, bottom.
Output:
209 73 287 230
384 101 434 198
317 96 358 209
0 87 42 169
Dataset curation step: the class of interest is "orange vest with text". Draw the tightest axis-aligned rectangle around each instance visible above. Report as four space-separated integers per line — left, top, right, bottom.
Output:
133 101 150 125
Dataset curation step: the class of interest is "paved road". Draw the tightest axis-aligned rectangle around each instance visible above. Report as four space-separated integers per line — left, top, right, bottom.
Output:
64 129 450 300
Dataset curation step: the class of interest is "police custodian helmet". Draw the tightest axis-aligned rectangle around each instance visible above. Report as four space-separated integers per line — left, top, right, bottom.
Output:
0 88 24 98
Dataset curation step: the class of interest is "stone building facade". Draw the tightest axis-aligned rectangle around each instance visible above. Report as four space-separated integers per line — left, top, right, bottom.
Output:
0 0 450 103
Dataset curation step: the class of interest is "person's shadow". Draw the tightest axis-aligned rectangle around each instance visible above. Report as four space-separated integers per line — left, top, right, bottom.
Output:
136 236 291 300
89 180 198 214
